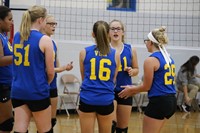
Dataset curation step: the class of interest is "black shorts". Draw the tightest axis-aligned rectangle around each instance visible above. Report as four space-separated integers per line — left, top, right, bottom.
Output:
79 100 114 115
115 91 133 106
144 94 176 120
11 98 51 112
0 84 11 103
50 88 58 98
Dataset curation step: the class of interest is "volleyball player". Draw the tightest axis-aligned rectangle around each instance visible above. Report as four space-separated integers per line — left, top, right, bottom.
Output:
11 5 54 133
109 19 139 133
78 20 120 133
119 26 176 133
42 15 73 129
0 5 14 132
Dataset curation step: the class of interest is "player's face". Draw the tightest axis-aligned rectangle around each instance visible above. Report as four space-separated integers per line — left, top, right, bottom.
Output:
144 39 152 52
0 12 13 32
45 17 57 36
109 21 124 42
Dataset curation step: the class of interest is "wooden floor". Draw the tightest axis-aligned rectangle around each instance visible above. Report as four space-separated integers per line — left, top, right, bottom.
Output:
25 110 200 133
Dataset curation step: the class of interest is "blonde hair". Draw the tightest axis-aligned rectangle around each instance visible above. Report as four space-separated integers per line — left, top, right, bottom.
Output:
109 19 125 43
19 5 47 43
93 21 110 55
152 26 168 47
46 14 54 21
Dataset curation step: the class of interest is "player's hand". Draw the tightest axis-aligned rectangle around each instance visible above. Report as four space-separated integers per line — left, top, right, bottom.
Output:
124 67 133 76
66 61 73 71
118 85 136 99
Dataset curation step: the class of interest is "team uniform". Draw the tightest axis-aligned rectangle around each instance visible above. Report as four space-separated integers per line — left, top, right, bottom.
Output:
145 51 176 120
0 33 12 103
79 45 117 115
49 40 58 98
11 30 50 112
114 43 133 105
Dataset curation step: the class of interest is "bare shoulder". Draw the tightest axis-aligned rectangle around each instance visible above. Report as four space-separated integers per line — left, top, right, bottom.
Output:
79 49 86 61
40 35 52 44
39 35 53 52
131 47 137 53
80 49 86 55
144 56 160 70
144 57 157 65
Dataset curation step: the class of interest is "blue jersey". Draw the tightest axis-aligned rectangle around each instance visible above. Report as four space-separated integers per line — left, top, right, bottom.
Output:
115 43 132 92
0 33 13 85
148 51 176 98
80 45 116 105
49 40 57 89
12 30 50 100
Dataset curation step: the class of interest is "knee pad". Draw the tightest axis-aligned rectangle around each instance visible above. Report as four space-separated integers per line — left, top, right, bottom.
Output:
111 120 117 133
116 127 128 133
0 117 14 131
51 118 57 128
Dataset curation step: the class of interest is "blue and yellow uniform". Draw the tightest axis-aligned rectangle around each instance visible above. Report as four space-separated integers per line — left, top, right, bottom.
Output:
114 43 133 105
12 30 49 100
145 51 176 120
148 51 176 97
0 33 13 103
0 33 13 85
49 40 57 90
80 45 116 106
115 43 132 92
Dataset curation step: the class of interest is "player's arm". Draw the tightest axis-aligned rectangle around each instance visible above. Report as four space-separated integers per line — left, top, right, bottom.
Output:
114 50 120 83
125 47 139 77
119 57 157 98
54 43 73 73
39 35 55 84
79 49 86 81
0 39 12 66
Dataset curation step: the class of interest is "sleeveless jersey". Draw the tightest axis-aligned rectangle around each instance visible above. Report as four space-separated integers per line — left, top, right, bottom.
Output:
148 51 176 98
115 43 132 92
0 33 13 85
50 40 57 89
12 30 50 100
80 45 116 105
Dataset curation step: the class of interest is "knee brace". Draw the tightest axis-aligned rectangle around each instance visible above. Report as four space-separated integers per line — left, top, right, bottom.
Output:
111 120 117 133
0 117 14 131
51 118 57 128
116 127 128 133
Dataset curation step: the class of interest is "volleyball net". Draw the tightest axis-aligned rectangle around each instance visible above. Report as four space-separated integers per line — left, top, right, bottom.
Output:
9 0 200 47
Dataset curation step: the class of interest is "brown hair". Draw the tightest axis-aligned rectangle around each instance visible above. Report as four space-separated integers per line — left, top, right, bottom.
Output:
19 5 47 43
93 20 110 55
